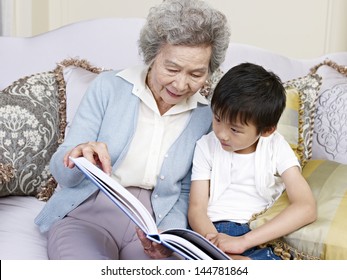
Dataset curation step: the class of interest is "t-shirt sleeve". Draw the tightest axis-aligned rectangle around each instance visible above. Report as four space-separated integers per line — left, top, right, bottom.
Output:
276 136 301 175
191 134 214 181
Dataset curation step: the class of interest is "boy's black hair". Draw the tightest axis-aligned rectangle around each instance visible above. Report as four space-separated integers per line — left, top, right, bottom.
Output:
211 62 286 134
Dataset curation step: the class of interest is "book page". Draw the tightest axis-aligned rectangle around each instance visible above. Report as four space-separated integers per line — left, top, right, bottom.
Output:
161 228 230 260
70 157 158 234
152 234 212 260
147 229 230 260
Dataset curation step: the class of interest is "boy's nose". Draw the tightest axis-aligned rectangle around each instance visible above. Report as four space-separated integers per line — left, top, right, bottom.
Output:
217 130 229 141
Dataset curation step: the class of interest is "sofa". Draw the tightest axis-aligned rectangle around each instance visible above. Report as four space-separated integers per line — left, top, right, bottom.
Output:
1 18 347 260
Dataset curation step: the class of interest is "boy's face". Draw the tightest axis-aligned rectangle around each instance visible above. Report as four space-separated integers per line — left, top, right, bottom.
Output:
212 114 260 154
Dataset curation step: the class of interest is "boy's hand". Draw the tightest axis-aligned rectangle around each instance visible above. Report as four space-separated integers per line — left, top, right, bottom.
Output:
206 232 247 255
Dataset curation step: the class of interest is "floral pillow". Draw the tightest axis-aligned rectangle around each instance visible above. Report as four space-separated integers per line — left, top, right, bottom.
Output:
0 59 105 200
0 72 62 200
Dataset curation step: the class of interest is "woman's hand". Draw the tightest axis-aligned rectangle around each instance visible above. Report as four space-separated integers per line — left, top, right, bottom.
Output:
63 141 112 175
136 227 173 259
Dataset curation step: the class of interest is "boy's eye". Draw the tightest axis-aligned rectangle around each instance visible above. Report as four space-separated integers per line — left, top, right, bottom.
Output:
231 127 242 134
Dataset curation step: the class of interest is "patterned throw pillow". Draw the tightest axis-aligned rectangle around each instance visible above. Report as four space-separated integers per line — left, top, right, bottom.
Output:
0 72 62 200
0 59 104 200
277 74 322 167
249 159 347 260
310 60 347 164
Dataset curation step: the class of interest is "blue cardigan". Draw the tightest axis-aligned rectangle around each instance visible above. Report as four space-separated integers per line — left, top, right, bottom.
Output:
35 71 212 232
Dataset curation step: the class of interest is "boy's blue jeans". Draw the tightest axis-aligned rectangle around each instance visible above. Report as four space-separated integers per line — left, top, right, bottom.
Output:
213 221 281 260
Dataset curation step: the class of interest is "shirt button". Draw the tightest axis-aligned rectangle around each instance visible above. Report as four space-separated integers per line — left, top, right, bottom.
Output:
158 214 162 218
154 194 158 198
160 175 165 180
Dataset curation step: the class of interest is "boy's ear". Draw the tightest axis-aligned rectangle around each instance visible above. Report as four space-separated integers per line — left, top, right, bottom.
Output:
261 126 276 137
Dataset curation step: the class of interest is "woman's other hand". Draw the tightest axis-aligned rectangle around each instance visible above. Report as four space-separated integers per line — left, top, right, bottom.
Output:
136 227 173 259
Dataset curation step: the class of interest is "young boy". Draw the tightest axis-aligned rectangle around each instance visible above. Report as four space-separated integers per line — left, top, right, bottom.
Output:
188 63 317 260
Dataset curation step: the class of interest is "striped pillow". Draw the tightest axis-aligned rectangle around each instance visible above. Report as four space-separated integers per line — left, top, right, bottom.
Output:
250 159 347 260
278 74 321 167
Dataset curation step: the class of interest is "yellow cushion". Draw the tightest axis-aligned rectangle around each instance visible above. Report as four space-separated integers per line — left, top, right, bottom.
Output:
249 159 347 259
278 74 321 168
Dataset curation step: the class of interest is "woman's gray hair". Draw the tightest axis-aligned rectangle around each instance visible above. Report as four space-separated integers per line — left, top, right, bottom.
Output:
138 0 231 73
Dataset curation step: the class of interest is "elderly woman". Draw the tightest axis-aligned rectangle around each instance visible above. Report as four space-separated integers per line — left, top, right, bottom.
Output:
35 0 231 260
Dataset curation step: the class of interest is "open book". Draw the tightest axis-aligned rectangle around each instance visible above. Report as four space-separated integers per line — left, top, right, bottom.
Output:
70 156 230 260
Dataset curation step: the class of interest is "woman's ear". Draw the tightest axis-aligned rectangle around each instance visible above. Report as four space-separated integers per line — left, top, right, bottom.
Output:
261 126 276 137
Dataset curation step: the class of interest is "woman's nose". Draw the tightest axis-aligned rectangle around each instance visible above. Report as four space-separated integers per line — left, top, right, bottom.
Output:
172 73 189 91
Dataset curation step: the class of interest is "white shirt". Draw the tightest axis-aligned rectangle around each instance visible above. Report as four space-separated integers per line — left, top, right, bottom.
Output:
192 131 300 223
112 65 208 189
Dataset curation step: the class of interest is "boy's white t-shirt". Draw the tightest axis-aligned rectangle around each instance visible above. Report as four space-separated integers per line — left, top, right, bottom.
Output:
191 131 300 223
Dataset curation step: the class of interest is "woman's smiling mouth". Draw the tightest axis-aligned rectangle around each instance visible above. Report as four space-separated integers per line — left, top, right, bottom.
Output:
166 89 181 98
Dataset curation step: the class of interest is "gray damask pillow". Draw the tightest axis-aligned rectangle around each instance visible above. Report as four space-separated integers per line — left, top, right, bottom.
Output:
0 72 61 199
310 61 347 164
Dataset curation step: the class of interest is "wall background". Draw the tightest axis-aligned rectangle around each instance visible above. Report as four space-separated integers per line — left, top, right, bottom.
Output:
11 0 347 59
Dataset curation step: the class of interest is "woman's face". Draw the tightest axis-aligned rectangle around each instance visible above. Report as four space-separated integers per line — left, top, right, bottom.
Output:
147 44 211 113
